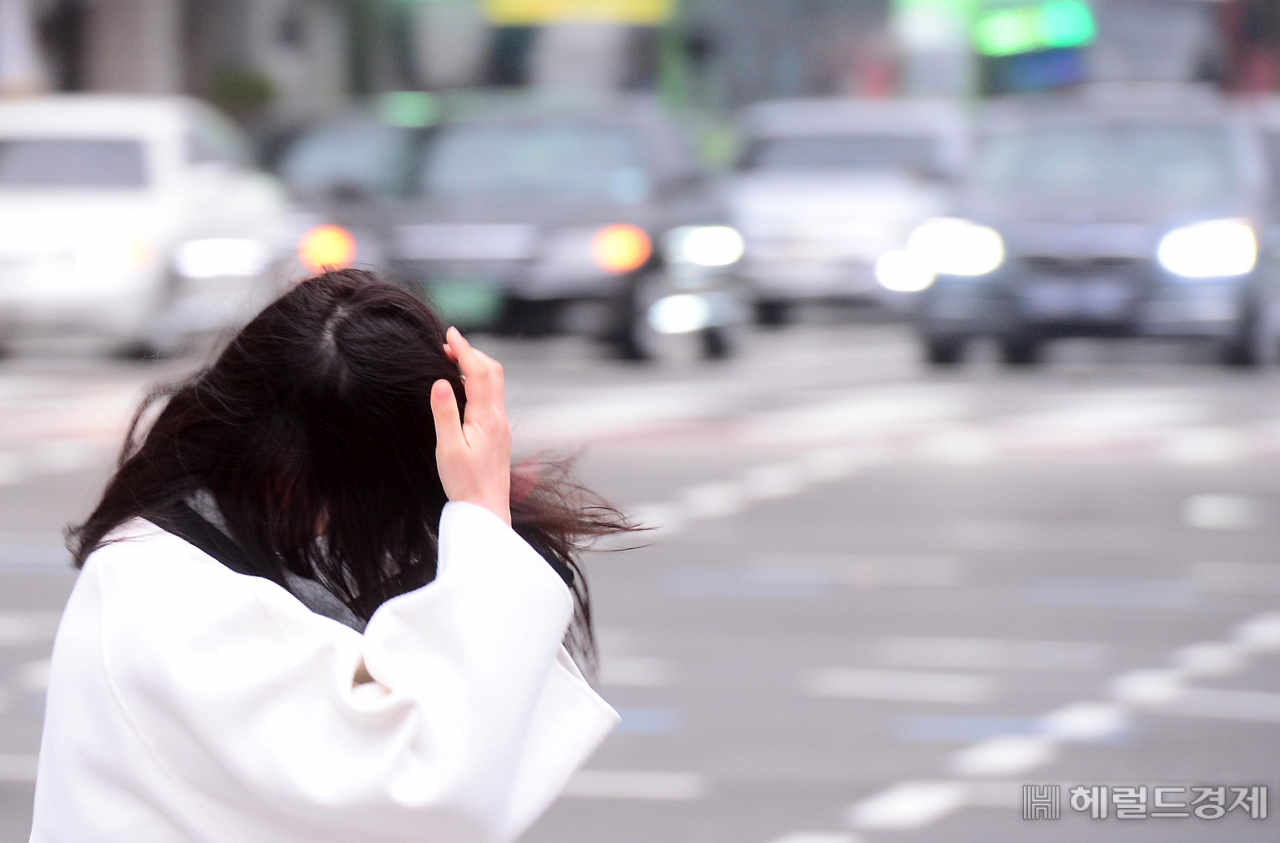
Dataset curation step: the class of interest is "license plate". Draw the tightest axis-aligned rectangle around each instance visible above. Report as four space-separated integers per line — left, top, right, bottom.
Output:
421 277 505 328
1022 278 1133 319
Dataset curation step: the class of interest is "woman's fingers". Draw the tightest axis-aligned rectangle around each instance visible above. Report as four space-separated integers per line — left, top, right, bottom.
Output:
445 327 502 425
429 379 464 453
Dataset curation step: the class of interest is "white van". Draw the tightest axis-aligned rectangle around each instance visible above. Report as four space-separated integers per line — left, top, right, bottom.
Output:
0 95 295 354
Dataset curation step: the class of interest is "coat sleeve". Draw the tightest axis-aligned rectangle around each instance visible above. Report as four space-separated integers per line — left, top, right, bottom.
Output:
95 502 619 843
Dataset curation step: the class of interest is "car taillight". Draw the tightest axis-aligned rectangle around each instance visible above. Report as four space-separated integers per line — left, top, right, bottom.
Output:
591 224 651 274
298 225 356 273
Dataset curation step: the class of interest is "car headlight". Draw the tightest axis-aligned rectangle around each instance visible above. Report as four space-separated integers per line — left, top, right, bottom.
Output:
665 225 745 268
907 217 1005 277
874 249 936 292
77 231 157 277
175 238 270 279
298 225 357 273
1157 219 1257 279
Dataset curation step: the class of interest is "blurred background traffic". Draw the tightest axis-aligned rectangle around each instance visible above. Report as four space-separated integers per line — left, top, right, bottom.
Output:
4 0 1280 840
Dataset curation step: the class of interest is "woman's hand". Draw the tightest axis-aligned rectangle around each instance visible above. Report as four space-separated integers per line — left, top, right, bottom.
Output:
430 327 512 526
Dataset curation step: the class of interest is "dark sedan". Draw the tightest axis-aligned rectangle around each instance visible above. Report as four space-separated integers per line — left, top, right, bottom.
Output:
889 101 1280 367
274 94 746 361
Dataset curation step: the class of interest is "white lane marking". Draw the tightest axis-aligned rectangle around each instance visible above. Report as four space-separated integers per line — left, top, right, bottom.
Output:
515 386 722 443
1163 428 1247 464
765 834 859 843
915 426 996 465
749 390 965 446
1182 494 1259 531
0 611 62 645
1154 688 1280 723
874 638 1108 672
1173 642 1246 676
16 659 50 692
1233 612 1280 652
599 656 672 688
949 735 1056 777
803 668 993 705
1111 669 1188 706
1191 561 1280 594
0 753 37 782
846 781 966 830
561 770 706 801
679 482 746 520
740 463 808 501
1040 702 1128 743
1003 395 1205 436
798 444 889 482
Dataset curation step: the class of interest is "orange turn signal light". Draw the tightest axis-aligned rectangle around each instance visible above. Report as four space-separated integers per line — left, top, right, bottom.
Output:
591 224 652 274
298 225 357 273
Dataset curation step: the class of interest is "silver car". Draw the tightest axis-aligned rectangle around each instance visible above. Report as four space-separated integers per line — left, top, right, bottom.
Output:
729 98 969 325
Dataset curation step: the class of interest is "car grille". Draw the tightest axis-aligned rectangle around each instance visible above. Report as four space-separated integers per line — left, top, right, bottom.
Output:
1019 256 1141 274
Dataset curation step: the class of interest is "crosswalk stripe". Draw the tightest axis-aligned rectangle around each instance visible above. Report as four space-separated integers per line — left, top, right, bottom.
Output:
847 781 966 830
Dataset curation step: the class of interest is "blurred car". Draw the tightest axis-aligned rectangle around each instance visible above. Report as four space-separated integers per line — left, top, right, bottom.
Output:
0 95 294 355
730 98 969 325
898 96 1280 367
273 93 746 361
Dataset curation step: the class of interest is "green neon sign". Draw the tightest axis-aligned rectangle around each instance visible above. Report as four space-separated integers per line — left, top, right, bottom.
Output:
975 0 1095 57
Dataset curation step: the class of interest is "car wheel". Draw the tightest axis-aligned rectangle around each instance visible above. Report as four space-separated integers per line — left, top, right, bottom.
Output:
701 325 737 361
999 337 1042 367
923 337 964 367
1221 302 1278 368
755 300 790 328
610 271 665 362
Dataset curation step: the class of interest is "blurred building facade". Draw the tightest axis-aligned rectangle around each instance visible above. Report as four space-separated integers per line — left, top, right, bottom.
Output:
3 0 1280 128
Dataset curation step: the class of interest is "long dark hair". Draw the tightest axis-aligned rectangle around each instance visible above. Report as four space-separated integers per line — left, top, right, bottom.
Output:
69 269 635 669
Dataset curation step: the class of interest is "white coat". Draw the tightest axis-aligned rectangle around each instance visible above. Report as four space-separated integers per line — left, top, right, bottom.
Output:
28 501 620 842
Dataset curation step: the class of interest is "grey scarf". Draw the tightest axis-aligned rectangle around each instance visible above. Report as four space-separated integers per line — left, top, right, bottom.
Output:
186 490 367 633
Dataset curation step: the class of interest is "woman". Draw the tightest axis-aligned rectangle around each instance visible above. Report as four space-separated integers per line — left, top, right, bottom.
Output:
29 269 634 842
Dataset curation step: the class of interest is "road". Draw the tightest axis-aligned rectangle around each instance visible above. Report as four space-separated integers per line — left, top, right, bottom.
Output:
1 324 1279 841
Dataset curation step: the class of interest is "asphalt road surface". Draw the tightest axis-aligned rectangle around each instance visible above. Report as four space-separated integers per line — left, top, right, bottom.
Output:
1 324 1279 841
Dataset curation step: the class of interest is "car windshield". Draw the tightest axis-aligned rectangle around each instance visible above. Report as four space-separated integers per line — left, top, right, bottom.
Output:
278 123 414 198
740 135 940 173
418 122 649 203
976 124 1240 200
0 139 148 189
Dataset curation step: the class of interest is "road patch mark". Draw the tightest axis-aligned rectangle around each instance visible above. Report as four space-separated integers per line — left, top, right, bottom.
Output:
803 668 993 705
600 656 672 688
875 637 1108 672
561 770 706 800
1182 494 1259 530
0 753 37 782
1163 427 1248 464
0 611 62 645
15 660 50 692
1025 575 1196 610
